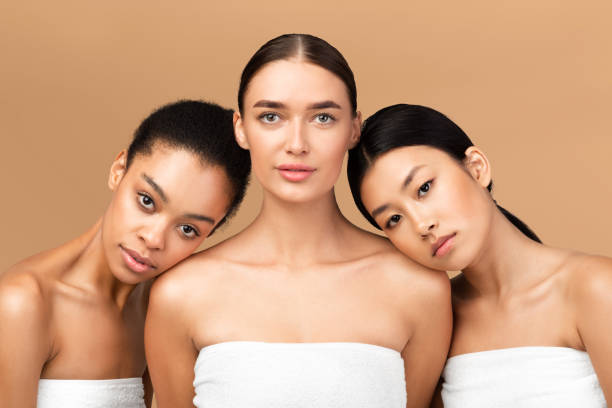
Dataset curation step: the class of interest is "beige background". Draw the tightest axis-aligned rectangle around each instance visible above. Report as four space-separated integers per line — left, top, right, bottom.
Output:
1 0 611 272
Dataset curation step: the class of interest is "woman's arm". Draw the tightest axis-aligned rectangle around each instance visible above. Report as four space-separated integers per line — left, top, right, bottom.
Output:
573 256 612 403
145 273 199 408
401 271 452 408
0 275 50 408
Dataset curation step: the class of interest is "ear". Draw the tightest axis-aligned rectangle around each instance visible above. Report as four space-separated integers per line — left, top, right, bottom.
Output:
233 111 250 150
108 150 128 191
463 146 491 188
347 111 362 149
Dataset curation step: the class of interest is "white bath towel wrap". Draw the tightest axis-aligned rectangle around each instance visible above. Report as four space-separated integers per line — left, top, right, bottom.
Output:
193 341 407 408
442 346 607 407
37 377 146 408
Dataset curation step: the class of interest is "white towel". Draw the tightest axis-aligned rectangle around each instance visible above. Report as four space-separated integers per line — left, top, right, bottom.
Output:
37 377 146 408
442 346 607 407
193 341 406 408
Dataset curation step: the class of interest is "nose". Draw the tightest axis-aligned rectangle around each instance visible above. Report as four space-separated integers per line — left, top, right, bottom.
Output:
138 220 166 250
407 204 438 238
285 120 309 155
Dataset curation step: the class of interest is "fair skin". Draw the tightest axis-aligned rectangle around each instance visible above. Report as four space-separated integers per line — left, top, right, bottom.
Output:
0 145 231 408
146 59 452 408
360 145 612 405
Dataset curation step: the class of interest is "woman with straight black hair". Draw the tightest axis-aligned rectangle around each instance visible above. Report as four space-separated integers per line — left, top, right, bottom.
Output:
348 104 611 407
146 36 452 408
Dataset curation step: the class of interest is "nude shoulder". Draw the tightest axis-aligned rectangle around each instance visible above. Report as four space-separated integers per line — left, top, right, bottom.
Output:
149 249 231 307
563 252 612 300
0 267 50 331
366 249 451 304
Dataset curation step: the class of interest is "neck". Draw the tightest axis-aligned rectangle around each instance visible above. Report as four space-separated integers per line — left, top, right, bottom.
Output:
461 208 547 299
248 188 354 267
63 218 139 309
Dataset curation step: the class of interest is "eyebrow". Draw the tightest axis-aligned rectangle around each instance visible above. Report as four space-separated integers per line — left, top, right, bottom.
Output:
370 165 426 219
252 100 342 110
184 213 215 225
253 100 285 109
142 174 168 203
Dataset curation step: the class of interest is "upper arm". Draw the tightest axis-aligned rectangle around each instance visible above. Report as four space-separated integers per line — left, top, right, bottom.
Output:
0 278 50 407
145 272 199 408
401 271 452 408
572 257 612 403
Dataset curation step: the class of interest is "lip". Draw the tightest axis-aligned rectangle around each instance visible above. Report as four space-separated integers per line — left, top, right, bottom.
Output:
431 233 456 257
276 163 316 182
119 245 156 274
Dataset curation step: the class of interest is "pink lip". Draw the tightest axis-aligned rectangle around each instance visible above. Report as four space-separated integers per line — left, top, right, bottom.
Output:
119 245 155 274
431 233 456 257
276 163 316 182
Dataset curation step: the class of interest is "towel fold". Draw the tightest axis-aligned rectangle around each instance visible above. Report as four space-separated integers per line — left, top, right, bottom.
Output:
193 341 406 408
37 377 146 408
442 346 607 407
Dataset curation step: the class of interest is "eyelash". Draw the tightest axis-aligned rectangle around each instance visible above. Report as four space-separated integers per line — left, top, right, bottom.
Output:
259 112 280 124
179 225 200 239
137 193 155 211
418 180 433 198
313 112 336 125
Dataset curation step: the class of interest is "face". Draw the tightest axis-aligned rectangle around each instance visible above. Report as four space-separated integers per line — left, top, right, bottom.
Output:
360 145 495 271
234 59 361 202
101 145 232 284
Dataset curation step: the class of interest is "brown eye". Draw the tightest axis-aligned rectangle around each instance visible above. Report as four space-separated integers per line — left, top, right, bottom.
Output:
138 193 155 210
260 112 280 123
418 180 432 197
385 214 401 229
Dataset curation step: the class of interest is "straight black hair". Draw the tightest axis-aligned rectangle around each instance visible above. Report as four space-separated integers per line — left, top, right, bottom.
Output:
127 100 251 232
237 33 357 115
347 104 541 243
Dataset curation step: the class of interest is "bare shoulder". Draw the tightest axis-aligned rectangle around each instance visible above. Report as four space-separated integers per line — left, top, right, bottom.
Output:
362 242 451 306
0 263 50 332
149 247 233 310
562 252 612 300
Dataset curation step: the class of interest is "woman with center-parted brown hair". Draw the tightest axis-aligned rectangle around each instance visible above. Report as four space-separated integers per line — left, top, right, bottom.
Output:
145 34 452 408
0 100 251 408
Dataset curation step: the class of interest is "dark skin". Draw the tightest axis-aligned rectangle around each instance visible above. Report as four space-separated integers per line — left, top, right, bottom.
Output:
0 146 232 407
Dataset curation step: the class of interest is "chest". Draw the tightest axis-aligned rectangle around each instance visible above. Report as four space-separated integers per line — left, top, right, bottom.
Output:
192 269 410 351
42 297 146 379
449 290 581 356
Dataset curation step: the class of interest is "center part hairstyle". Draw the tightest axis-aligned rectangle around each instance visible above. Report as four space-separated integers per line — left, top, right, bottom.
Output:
347 104 541 243
126 100 251 232
237 33 357 116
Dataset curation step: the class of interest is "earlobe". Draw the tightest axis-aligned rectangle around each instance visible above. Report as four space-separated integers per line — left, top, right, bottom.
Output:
463 146 492 188
347 111 362 149
108 150 127 191
233 112 250 150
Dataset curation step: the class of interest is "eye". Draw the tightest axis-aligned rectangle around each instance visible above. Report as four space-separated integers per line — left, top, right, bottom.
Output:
259 112 280 124
385 214 402 229
179 225 200 239
138 193 155 211
314 113 335 125
418 180 433 198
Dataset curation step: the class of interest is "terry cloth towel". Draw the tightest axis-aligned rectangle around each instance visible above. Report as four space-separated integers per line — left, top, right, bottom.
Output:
193 341 407 408
37 377 145 408
442 346 607 408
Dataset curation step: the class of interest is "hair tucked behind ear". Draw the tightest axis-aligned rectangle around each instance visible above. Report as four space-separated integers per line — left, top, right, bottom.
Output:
347 104 541 243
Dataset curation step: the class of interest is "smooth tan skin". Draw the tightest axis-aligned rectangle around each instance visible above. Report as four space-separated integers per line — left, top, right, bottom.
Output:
0 146 231 408
361 145 612 405
146 60 452 408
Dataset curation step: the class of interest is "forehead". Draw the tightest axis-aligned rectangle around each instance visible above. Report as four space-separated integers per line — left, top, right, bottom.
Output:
243 59 351 109
127 147 231 205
